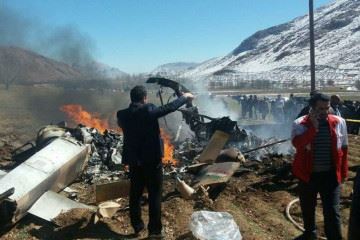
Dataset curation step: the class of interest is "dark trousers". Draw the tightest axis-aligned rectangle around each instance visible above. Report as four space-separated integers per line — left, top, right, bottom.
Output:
129 164 163 234
298 171 342 240
349 168 360 240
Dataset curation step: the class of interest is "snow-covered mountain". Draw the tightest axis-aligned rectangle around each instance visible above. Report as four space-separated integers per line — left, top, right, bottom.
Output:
151 62 199 77
181 0 360 86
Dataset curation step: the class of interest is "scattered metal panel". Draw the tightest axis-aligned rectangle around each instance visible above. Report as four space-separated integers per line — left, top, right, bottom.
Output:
11 141 37 164
0 188 14 202
0 137 90 224
36 125 66 147
216 148 243 163
197 130 230 163
28 191 95 222
192 162 241 188
95 179 131 203
0 170 6 180
185 163 211 174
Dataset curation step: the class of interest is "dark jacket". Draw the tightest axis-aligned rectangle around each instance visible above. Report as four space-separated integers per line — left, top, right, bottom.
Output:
117 96 187 167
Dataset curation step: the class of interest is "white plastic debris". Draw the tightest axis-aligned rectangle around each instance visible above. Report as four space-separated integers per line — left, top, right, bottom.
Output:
175 177 195 200
63 187 78 194
189 211 242 240
80 127 93 144
97 201 121 218
111 149 122 165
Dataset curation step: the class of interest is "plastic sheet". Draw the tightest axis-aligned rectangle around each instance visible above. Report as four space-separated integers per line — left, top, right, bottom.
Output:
189 211 242 240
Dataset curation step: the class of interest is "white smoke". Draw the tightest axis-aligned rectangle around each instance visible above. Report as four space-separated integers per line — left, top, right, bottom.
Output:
191 78 238 120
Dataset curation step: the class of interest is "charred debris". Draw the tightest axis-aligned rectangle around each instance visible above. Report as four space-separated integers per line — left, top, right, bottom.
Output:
11 110 290 183
0 78 292 229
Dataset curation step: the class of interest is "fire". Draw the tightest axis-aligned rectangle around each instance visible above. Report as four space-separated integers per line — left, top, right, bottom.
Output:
60 104 109 133
60 104 176 164
160 129 177 165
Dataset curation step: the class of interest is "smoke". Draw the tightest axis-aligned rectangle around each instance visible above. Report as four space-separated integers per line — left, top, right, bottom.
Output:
0 4 97 71
155 77 241 141
245 123 291 140
0 5 34 47
152 77 240 141
38 26 96 68
187 77 295 156
191 78 238 120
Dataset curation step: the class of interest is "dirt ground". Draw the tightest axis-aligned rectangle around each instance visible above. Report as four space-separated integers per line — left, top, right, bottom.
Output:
0 134 359 240
0 85 359 239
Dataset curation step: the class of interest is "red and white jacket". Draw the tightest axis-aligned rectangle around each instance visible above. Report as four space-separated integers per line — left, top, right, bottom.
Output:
291 114 348 183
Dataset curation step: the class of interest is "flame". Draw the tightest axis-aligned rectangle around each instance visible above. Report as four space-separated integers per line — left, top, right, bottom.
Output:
60 104 176 164
160 129 177 165
60 104 109 133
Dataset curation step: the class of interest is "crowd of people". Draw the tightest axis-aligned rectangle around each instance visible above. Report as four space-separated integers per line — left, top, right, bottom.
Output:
231 93 360 134
232 94 307 122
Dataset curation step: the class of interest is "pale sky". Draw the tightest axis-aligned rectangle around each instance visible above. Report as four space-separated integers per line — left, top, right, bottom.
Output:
3 0 332 73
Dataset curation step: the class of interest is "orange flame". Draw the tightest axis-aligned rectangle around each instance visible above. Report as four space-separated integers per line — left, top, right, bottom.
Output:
160 129 177 165
60 104 109 133
60 104 176 164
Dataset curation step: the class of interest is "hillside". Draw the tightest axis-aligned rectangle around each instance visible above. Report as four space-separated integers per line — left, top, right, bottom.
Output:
0 46 85 84
151 62 199 77
181 0 360 86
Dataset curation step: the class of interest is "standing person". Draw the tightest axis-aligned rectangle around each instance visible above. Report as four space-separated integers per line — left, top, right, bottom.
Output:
284 93 296 122
270 99 276 120
274 94 285 122
253 95 259 119
330 95 342 117
117 85 194 238
248 95 254 119
259 97 269 120
291 93 348 240
241 95 248 119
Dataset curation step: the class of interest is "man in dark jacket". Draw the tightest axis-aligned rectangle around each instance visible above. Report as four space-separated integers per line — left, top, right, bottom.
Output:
117 85 193 238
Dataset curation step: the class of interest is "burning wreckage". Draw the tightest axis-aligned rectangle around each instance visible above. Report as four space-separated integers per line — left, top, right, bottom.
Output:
0 77 290 230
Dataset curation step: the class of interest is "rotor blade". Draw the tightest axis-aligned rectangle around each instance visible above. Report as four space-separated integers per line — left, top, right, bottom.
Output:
146 77 191 93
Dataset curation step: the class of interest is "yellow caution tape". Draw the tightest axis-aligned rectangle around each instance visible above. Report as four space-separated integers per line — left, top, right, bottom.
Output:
346 119 360 123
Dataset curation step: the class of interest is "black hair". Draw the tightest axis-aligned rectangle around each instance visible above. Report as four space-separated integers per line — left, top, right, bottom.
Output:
309 92 330 107
309 89 319 96
130 85 147 103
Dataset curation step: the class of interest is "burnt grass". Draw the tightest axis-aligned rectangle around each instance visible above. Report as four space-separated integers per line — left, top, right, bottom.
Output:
0 85 359 239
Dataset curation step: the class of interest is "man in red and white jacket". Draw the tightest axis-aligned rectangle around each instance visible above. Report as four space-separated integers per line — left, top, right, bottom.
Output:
291 93 348 240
